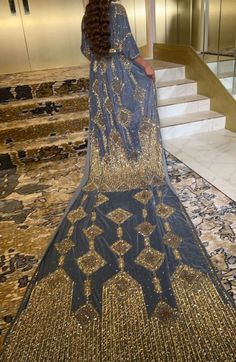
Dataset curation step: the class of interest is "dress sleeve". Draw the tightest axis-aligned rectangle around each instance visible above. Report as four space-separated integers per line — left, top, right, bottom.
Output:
115 4 140 60
80 16 92 61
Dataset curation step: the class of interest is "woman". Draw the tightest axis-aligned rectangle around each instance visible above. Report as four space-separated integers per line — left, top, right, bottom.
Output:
1 0 236 361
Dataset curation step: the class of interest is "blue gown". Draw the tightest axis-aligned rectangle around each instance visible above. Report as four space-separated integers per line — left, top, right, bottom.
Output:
1 2 236 361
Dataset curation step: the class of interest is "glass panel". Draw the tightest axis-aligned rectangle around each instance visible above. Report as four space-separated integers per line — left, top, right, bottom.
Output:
202 0 236 100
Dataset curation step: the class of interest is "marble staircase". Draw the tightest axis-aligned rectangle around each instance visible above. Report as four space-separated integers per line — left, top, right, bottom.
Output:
0 60 226 169
149 60 226 140
0 67 90 169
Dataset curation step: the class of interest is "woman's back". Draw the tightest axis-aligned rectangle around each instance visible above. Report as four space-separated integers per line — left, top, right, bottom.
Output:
81 1 140 62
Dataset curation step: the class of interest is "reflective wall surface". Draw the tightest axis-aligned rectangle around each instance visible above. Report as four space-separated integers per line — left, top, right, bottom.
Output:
0 0 235 74
0 0 85 73
208 0 236 53
154 0 236 53
155 0 192 45
0 0 147 74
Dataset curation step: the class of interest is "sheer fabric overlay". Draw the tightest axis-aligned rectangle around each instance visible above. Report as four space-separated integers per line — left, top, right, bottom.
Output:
1 2 236 361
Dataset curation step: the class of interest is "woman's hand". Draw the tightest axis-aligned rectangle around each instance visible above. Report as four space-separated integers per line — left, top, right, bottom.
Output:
134 56 155 81
144 64 155 81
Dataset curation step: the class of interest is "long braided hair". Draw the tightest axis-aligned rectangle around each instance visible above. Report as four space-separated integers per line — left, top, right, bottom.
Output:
82 0 113 61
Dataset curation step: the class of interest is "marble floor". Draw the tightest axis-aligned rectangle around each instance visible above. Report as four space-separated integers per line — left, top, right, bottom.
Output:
0 150 236 351
163 128 236 202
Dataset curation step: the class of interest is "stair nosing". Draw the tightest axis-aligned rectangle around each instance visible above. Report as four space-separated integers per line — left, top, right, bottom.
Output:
0 131 87 153
158 94 209 107
0 65 89 88
0 110 89 130
156 79 196 88
0 92 88 109
160 111 225 127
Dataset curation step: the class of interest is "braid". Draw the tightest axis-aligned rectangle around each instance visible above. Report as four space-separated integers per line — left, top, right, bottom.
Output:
83 0 112 61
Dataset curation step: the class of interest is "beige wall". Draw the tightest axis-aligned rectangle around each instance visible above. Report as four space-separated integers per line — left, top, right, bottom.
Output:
155 0 192 45
120 0 147 48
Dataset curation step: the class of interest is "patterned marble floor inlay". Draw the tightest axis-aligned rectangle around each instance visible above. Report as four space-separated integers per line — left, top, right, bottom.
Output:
0 150 235 351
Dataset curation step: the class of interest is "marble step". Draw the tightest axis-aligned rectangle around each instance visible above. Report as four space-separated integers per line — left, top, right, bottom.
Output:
1 108 224 145
148 59 186 82
0 78 89 105
0 60 185 104
0 111 89 144
0 65 89 104
0 93 88 123
155 65 185 83
0 109 225 169
0 131 88 170
160 110 226 140
156 78 197 100
158 94 210 118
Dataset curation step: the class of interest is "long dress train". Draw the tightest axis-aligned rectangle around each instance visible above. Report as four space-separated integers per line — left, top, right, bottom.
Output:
1 2 236 361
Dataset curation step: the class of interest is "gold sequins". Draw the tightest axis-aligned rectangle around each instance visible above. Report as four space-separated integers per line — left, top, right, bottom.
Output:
135 246 165 271
75 304 99 326
67 206 87 223
77 250 106 276
87 117 164 191
95 193 109 207
133 190 153 204
106 207 132 224
135 221 156 237
111 239 131 256
55 237 74 256
83 224 103 240
163 231 182 248
156 202 175 219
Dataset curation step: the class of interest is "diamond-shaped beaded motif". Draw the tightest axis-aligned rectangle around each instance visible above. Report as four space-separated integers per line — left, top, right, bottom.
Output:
77 250 106 276
106 208 132 224
133 190 153 204
111 240 132 256
95 193 109 207
155 203 175 218
55 237 74 255
163 231 182 248
135 221 156 237
67 207 87 224
75 304 99 326
83 224 103 240
135 247 165 271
